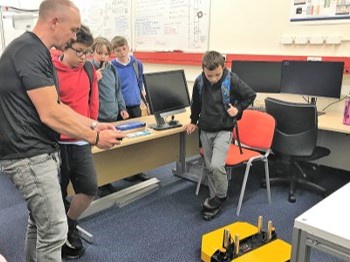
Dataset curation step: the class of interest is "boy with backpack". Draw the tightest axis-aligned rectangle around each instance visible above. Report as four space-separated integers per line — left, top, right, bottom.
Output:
186 51 256 220
52 25 100 259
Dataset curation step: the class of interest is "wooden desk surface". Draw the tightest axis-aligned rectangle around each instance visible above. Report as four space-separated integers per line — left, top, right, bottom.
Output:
92 110 191 154
294 182 350 249
318 111 350 134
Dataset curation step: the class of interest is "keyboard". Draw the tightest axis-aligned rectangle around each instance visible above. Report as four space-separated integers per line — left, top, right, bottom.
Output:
126 130 152 138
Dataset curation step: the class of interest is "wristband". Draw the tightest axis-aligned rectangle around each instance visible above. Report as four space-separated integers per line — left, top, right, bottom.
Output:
93 131 100 146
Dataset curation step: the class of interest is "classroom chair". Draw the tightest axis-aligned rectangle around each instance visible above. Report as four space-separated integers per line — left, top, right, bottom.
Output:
263 97 330 203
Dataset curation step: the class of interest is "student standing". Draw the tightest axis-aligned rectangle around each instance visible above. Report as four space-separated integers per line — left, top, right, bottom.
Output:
91 37 129 122
52 25 102 259
111 36 145 119
111 36 149 181
0 0 123 261
186 51 256 220
91 37 129 195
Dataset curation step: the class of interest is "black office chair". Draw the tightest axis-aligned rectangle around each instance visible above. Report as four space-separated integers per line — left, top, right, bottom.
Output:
263 97 330 202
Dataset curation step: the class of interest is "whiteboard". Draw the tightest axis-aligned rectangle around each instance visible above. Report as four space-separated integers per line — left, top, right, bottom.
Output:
134 0 210 52
73 0 132 43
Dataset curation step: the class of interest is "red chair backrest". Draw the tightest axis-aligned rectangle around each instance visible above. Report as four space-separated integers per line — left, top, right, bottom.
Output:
233 110 275 150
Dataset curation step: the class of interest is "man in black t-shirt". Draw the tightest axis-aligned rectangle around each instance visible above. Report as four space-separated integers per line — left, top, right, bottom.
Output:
0 0 124 261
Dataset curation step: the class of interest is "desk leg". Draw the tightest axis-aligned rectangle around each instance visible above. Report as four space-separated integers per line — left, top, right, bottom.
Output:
173 131 186 177
297 230 311 262
174 132 202 183
291 227 301 262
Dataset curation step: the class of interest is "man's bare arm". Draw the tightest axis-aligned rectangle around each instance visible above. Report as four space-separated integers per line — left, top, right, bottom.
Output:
27 86 124 148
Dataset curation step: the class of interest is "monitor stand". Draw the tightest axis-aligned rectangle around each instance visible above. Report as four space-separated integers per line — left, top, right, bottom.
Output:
149 114 182 131
309 97 326 116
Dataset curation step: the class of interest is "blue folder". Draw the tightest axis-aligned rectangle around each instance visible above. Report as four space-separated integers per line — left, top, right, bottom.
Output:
115 121 146 131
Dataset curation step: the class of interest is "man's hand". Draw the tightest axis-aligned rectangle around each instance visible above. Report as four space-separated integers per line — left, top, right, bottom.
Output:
186 123 197 135
96 129 125 149
96 122 117 131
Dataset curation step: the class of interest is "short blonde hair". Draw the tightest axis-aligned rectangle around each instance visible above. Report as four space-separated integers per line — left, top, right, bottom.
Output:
92 37 112 54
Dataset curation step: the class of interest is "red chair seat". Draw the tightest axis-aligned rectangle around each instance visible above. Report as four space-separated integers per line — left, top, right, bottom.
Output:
225 145 262 166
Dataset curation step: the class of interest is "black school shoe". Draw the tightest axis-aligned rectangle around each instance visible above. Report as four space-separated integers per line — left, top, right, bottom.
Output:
62 243 85 260
62 221 85 260
202 196 228 221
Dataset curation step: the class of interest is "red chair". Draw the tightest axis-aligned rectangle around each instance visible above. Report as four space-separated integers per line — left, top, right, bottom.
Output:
226 109 276 215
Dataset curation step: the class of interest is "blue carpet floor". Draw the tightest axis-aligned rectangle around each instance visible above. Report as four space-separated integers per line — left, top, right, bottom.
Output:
0 160 349 261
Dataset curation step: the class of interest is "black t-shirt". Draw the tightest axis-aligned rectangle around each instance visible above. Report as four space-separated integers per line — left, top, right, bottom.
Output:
0 31 59 160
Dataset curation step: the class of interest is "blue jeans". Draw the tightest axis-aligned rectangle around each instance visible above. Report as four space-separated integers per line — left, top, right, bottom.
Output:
0 152 67 262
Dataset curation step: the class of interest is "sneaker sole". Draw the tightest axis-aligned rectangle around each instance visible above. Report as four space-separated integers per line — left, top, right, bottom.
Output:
202 196 229 212
62 246 86 260
203 208 221 221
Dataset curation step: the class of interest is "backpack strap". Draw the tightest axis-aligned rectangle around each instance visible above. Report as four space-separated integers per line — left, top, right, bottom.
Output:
132 60 139 82
110 63 117 77
83 61 94 101
196 73 232 107
221 73 232 107
132 59 149 111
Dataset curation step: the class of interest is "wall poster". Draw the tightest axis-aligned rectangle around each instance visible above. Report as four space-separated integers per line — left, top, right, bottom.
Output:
291 0 350 22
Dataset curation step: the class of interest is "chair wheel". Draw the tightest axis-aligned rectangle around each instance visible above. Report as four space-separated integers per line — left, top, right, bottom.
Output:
288 194 296 203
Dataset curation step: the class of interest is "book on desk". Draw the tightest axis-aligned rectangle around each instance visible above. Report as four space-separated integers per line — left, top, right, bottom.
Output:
115 121 146 133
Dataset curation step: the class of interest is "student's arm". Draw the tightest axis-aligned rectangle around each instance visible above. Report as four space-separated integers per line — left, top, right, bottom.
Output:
190 78 201 125
27 86 124 148
115 71 126 111
187 78 201 135
89 70 99 120
231 73 256 115
115 71 129 119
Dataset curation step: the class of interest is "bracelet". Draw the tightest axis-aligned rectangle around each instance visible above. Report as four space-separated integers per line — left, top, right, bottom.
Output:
93 131 100 146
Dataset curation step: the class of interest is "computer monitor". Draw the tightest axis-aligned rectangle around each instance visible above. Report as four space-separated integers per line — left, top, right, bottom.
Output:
143 69 190 130
280 60 344 102
231 60 282 93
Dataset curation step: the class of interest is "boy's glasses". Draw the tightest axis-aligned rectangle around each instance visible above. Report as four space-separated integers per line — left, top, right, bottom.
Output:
69 46 92 57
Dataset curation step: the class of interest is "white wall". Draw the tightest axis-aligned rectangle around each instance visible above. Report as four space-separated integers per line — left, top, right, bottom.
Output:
209 0 350 56
143 0 350 110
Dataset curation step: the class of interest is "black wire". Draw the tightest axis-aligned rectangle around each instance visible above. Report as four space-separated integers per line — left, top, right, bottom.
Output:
322 96 347 111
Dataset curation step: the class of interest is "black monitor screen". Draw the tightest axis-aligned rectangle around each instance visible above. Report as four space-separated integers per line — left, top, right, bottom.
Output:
142 70 190 130
231 60 282 93
280 60 344 99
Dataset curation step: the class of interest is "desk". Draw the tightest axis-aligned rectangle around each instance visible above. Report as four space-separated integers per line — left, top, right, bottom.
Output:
318 111 350 134
76 109 198 218
315 111 350 171
291 182 350 261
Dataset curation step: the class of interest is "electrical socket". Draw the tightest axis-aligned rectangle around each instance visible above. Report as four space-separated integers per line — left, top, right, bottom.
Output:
294 36 309 44
280 35 294 44
307 56 322 61
325 36 341 44
309 36 324 45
